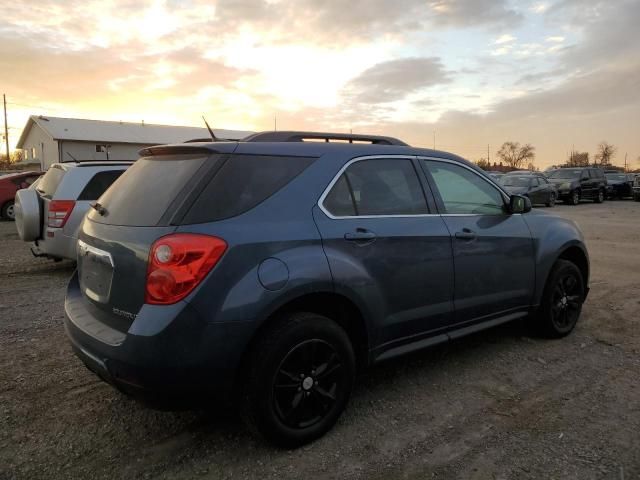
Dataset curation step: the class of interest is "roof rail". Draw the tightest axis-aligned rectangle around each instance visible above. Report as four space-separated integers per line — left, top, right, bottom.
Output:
242 131 409 146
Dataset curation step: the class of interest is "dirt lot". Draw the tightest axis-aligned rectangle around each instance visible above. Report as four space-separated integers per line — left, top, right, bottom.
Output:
1 202 639 480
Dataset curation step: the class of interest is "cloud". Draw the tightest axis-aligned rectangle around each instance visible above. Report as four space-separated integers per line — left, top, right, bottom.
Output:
343 57 452 104
494 34 516 44
426 0 522 28
546 36 565 42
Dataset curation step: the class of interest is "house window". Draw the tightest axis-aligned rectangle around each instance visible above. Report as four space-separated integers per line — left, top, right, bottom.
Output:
96 144 110 153
24 149 29 161
31 147 36 159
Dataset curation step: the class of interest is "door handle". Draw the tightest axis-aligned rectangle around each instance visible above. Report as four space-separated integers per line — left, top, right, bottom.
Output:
344 229 377 242
454 228 476 240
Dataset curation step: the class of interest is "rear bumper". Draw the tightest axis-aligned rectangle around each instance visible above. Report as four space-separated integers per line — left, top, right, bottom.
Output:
32 228 77 260
63 272 254 406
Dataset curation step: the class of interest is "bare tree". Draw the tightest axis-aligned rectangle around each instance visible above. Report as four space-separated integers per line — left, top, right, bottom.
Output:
496 142 535 169
594 142 616 165
567 151 589 167
475 158 490 170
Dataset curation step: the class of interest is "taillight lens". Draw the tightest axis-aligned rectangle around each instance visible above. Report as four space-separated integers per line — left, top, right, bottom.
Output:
145 234 227 305
48 200 75 228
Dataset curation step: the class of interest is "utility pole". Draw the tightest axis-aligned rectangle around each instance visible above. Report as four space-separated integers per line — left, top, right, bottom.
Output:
624 152 628 172
487 144 490 164
3 94 9 163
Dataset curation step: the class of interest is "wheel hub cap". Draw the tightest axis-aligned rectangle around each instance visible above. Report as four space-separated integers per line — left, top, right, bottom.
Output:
302 376 314 391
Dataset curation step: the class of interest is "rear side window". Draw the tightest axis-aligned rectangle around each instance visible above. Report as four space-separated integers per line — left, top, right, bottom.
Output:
89 155 210 226
37 166 66 197
181 155 316 224
323 159 428 217
77 170 125 201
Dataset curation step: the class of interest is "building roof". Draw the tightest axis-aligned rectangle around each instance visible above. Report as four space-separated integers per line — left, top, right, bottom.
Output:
16 115 253 148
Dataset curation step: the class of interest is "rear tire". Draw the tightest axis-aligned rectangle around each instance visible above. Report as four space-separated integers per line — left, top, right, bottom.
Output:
535 259 585 338
242 312 355 448
1 201 14 220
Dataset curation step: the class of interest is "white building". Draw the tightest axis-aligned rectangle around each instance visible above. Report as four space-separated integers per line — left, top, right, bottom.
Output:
16 115 252 170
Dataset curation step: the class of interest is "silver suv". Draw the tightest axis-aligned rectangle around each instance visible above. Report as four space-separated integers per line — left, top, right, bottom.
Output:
15 162 132 260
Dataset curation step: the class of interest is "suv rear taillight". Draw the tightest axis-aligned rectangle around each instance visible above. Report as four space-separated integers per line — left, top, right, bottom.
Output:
48 200 76 228
145 234 227 305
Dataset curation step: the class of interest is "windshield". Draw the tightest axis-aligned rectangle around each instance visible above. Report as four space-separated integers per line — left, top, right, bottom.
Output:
549 169 581 179
500 176 531 187
605 173 627 182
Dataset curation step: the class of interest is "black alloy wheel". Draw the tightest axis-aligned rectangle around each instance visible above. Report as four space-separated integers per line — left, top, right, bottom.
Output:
273 339 344 429
242 312 355 447
537 259 584 338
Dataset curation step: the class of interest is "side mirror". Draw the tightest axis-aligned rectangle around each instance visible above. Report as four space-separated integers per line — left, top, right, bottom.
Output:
509 194 531 214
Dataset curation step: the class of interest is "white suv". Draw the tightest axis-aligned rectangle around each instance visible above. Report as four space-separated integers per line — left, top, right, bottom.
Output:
14 162 132 260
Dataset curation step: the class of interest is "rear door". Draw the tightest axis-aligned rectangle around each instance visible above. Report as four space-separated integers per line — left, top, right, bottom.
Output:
313 156 454 348
420 158 535 326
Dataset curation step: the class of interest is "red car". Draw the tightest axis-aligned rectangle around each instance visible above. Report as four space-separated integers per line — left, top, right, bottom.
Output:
0 171 43 220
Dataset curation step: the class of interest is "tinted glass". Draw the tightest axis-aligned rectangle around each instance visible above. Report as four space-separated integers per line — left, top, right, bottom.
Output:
539 177 548 184
338 159 427 216
77 170 125 201
89 155 209 226
323 174 356 216
606 173 627 182
500 176 530 187
425 160 505 215
182 155 316 224
549 169 581 179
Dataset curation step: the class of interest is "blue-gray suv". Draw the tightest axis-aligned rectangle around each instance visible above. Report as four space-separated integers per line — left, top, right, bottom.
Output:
64 131 590 447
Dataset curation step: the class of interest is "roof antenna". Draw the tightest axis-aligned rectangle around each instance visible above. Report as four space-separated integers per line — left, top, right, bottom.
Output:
202 116 218 142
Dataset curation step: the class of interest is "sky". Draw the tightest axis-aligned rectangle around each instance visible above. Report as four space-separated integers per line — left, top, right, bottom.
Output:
1 0 639 168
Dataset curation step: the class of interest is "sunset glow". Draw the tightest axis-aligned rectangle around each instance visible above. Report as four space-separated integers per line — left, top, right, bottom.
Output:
1 0 639 167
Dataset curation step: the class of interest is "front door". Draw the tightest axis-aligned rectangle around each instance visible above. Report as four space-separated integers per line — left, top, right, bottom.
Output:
313 157 455 348
421 159 535 326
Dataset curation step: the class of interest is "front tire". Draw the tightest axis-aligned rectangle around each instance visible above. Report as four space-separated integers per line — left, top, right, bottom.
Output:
242 312 355 447
1 201 15 220
594 189 605 203
545 192 556 208
567 190 580 205
535 259 585 338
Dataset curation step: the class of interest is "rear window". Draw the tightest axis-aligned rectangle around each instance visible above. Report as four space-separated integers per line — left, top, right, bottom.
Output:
37 166 66 197
77 170 125 201
181 154 316 224
88 155 210 226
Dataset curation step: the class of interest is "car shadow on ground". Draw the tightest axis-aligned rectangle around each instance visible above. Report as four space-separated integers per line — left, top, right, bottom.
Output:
98 318 533 451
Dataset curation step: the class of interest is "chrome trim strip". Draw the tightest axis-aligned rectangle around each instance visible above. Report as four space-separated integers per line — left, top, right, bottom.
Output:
77 239 114 267
317 155 427 220
317 154 511 219
416 156 511 200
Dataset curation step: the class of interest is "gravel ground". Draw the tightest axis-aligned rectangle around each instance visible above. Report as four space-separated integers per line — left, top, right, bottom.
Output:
1 201 639 480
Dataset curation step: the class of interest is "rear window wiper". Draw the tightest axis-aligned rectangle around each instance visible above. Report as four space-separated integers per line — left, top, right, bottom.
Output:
90 202 107 216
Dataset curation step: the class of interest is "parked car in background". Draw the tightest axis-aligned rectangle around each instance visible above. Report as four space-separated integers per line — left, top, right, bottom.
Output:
499 173 557 207
633 175 640 201
547 167 607 205
0 171 43 220
14 162 132 260
604 171 634 199
486 170 505 181
63 131 590 447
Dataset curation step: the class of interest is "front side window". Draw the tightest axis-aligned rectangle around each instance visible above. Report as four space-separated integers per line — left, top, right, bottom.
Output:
323 158 428 217
424 160 505 215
